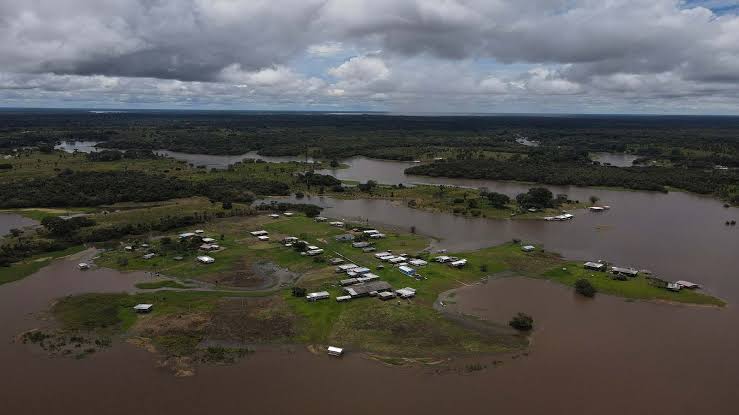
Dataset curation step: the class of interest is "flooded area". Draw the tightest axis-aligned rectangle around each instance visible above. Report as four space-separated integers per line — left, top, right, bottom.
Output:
0 212 38 237
2 154 739 414
590 151 639 166
54 140 100 153
153 150 315 169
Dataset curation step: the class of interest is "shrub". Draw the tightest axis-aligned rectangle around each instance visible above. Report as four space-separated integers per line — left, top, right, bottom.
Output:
575 278 597 297
509 312 534 331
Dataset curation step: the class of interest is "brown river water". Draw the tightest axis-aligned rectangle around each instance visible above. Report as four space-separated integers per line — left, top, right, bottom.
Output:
1 154 738 414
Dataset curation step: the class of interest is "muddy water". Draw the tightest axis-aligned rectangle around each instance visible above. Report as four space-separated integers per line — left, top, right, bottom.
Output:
0 212 38 237
154 150 315 169
2 156 739 413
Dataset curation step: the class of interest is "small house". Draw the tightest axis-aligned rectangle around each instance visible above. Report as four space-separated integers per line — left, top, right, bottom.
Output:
676 280 701 289
143 253 156 260
388 257 406 264
201 237 216 243
250 230 269 236
352 241 371 248
352 267 371 275
336 296 352 302
306 249 324 256
335 234 355 242
409 259 428 267
396 287 416 298
666 282 682 292
378 291 395 301
195 229 204 234
362 247 376 253
378 254 395 261
199 243 218 251
357 273 380 283
282 236 298 243
337 264 358 273
314 216 328 222
398 266 416 277
329 258 344 265
269 213 280 219
369 233 385 239
344 281 392 298
521 245 536 252
283 212 294 217
611 267 639 277
329 221 345 227
179 232 196 239
340 278 359 286
374 252 392 258
257 235 270 241
589 206 605 212
307 245 320 251
449 259 467 268
197 255 215 264
133 304 153 313
435 255 453 263
362 230 380 236
306 291 330 302
77 263 90 270
327 346 344 356
584 261 605 271
124 246 133 251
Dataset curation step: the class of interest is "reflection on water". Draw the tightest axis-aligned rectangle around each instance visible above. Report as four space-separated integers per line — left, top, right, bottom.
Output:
590 152 639 167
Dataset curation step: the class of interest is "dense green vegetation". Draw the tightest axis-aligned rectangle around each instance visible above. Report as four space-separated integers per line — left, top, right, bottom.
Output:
407 149 739 203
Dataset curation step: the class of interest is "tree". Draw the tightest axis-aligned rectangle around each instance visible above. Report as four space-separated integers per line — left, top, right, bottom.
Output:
589 195 600 205
222 200 233 209
509 312 534 331
485 191 510 208
575 278 597 297
291 287 307 297
329 159 340 168
516 187 554 209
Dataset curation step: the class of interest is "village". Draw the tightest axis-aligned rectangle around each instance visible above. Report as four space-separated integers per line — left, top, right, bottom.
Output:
86 207 716 358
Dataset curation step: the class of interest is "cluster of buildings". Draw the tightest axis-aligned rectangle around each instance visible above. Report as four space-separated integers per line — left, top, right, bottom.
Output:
583 260 700 292
433 255 468 268
179 229 223 264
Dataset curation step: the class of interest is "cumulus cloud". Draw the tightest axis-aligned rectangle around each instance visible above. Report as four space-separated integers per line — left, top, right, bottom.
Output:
0 0 737 112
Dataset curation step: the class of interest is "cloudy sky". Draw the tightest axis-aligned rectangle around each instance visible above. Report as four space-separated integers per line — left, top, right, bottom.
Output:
1 0 738 114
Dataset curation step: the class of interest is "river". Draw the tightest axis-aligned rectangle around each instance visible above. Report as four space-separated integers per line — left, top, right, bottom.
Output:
2 152 739 414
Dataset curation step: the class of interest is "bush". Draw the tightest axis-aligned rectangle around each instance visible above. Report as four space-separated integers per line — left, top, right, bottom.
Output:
509 312 534 331
292 287 307 297
575 278 597 297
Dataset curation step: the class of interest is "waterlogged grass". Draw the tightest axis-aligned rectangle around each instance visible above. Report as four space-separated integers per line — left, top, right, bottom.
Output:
0 245 85 285
332 183 585 220
541 264 725 306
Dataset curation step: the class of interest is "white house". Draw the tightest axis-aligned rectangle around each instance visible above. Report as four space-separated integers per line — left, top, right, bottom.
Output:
201 237 216 243
197 255 215 264
250 230 269 236
257 235 270 241
449 259 467 268
133 304 153 313
409 259 428 267
306 291 330 302
327 346 344 356
521 245 536 252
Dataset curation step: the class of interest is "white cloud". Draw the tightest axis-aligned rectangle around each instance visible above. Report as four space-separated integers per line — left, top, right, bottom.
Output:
0 0 738 112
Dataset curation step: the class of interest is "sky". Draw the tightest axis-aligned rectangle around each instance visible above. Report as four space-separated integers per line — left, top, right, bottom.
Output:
0 0 738 114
